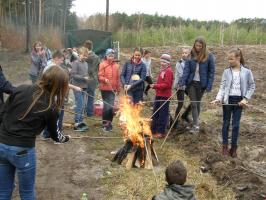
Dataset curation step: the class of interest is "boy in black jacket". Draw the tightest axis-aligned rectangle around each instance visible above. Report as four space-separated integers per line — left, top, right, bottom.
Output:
152 160 196 200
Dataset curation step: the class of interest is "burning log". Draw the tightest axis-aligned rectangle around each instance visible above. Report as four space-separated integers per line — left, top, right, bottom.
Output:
112 135 159 169
112 97 159 169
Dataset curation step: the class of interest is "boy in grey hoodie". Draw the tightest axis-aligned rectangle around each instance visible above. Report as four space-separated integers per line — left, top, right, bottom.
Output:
152 160 196 200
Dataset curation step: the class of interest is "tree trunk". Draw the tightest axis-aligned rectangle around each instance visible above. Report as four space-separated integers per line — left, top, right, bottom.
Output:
38 0 41 33
8 0 12 24
63 0 67 35
25 0 31 53
15 1 18 26
105 0 109 31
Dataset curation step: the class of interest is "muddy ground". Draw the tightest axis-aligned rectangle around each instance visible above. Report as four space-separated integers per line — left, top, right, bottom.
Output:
0 45 265 200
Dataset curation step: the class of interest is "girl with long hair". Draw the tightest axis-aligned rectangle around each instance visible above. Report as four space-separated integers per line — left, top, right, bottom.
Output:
0 65 70 199
120 47 147 104
179 37 215 133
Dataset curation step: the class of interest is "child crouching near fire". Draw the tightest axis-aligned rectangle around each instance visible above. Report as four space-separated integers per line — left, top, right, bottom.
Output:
150 54 173 139
152 160 196 200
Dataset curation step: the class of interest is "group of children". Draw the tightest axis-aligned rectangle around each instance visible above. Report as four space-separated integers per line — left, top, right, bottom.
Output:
0 36 256 199
28 37 256 159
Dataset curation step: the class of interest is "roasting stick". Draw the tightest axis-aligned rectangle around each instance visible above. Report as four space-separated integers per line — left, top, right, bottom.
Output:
70 136 122 139
140 122 160 192
160 110 182 149
159 102 253 149
81 90 115 108
38 136 123 141
148 89 179 120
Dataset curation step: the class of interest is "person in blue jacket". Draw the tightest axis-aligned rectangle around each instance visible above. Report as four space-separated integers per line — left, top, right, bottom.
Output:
120 47 147 104
179 37 215 133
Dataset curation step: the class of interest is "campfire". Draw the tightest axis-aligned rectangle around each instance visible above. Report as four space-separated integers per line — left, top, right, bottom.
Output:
112 97 158 169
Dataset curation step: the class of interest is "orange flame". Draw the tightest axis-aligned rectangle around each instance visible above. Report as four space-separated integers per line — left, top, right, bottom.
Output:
119 96 152 148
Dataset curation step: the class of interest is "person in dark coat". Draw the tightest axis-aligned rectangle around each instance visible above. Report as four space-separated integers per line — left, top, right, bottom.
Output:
120 47 146 104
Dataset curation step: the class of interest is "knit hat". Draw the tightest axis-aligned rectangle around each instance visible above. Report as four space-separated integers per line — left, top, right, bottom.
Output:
160 54 171 64
105 48 115 56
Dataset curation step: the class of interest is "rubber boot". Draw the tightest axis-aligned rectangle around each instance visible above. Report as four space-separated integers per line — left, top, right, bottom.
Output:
229 146 237 158
222 144 228 156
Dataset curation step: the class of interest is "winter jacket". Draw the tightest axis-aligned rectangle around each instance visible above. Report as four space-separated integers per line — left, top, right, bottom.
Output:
152 184 196 200
120 59 147 92
98 60 120 92
173 59 186 90
216 65 255 104
86 51 100 90
179 53 215 92
0 85 68 147
153 66 174 98
28 50 46 77
70 60 89 89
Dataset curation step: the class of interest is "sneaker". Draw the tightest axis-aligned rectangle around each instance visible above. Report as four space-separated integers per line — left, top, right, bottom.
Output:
153 133 165 139
41 137 50 141
109 124 113 131
79 122 89 131
74 123 86 132
102 126 108 132
102 124 112 132
54 141 63 145
189 126 200 134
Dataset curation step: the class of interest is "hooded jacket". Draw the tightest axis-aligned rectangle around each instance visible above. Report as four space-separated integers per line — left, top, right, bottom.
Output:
153 184 196 200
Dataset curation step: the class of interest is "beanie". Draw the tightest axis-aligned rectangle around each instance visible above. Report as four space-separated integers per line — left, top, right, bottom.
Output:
105 48 115 56
160 54 171 64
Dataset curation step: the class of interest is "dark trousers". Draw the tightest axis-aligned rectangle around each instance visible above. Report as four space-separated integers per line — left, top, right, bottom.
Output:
222 96 243 147
170 90 191 126
187 81 205 126
144 76 153 94
101 90 115 126
128 89 143 104
174 90 188 119
151 96 170 135
43 107 64 138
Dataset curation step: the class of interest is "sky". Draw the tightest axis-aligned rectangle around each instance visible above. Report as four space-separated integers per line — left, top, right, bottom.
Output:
71 0 266 22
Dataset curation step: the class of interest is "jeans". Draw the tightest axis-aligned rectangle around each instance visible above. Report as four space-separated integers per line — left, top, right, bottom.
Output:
222 96 243 147
74 90 86 123
86 87 95 117
101 90 115 126
42 108 64 138
151 96 170 135
187 81 205 126
128 89 143 104
0 143 36 200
